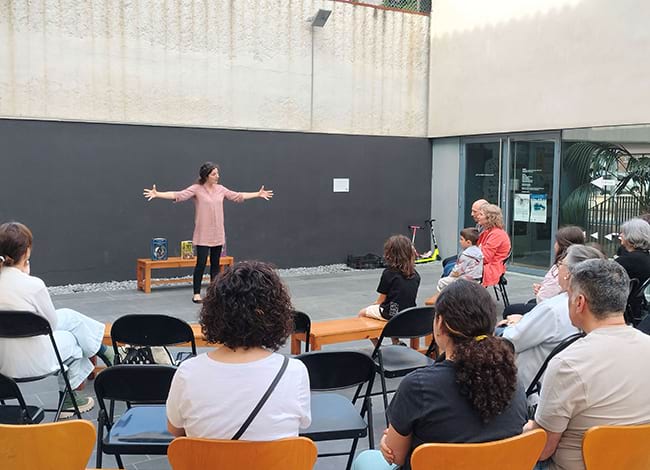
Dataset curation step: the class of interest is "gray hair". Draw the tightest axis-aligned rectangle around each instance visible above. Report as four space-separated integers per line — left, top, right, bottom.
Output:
569 259 630 319
620 218 650 250
563 244 605 269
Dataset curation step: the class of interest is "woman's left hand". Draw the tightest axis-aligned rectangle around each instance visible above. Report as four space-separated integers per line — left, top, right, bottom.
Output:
258 185 274 200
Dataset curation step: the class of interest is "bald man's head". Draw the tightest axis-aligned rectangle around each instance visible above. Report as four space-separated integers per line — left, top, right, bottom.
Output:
471 199 489 223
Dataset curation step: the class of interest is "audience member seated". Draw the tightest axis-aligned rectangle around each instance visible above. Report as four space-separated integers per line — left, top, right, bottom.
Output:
475 204 511 287
615 218 650 322
166 260 311 440
500 245 604 395
0 222 110 417
358 234 420 322
525 259 650 470
441 198 488 278
426 228 482 305
352 279 527 470
502 226 585 318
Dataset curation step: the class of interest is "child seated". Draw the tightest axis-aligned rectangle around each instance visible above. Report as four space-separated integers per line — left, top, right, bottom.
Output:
358 235 420 321
426 228 482 304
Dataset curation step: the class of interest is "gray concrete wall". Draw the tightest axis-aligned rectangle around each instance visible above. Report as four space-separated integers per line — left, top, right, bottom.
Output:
0 119 432 285
431 137 460 258
428 0 650 137
0 0 429 137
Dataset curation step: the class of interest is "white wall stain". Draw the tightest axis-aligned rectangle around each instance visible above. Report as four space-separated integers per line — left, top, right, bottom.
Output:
0 0 429 136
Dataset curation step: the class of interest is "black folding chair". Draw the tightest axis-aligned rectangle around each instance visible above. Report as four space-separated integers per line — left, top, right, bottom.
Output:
0 311 81 421
626 278 650 326
297 351 376 470
111 314 197 365
525 332 585 416
293 311 312 353
492 251 512 307
370 306 436 425
94 364 177 469
0 373 44 424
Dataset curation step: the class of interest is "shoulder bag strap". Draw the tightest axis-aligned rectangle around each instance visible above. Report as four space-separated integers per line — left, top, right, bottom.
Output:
232 355 289 440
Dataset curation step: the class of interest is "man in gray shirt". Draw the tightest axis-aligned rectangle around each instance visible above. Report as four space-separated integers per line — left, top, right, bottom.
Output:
525 259 650 470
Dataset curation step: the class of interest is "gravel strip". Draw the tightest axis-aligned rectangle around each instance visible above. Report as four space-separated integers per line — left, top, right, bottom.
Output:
47 264 357 296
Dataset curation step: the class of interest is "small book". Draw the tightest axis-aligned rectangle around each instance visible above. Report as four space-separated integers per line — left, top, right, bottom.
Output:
181 240 194 259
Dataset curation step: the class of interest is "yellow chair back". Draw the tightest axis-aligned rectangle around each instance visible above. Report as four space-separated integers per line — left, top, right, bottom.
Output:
583 424 650 470
0 420 95 470
411 429 547 470
168 436 318 470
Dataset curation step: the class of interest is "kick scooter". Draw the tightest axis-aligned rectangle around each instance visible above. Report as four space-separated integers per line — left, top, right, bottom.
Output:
408 219 441 264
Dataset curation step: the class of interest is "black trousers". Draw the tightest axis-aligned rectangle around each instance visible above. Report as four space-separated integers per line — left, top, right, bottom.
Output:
193 245 223 294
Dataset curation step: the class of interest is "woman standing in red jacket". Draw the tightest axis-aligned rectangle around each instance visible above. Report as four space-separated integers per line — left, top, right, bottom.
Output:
476 203 511 287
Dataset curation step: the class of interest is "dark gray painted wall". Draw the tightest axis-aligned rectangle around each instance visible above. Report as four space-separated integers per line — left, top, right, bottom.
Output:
0 119 432 285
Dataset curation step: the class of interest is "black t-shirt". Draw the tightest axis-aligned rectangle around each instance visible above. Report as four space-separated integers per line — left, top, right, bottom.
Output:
388 360 528 470
377 268 420 319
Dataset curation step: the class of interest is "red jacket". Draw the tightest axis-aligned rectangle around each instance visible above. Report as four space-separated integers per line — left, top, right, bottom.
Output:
478 227 511 286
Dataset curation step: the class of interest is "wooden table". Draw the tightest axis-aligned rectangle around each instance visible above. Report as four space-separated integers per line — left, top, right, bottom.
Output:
290 317 433 354
136 256 234 293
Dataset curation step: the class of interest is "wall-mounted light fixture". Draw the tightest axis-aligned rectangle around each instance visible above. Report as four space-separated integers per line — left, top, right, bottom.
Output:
310 9 331 28
309 9 331 130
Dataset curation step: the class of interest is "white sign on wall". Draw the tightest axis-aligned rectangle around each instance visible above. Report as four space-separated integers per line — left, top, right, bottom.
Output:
333 178 350 193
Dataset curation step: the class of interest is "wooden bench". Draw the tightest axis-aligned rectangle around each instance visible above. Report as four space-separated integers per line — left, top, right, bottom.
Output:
136 256 234 293
102 319 432 355
290 317 433 354
102 323 212 347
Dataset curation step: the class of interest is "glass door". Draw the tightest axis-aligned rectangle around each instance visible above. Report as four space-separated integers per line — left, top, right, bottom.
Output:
507 137 559 270
462 140 504 228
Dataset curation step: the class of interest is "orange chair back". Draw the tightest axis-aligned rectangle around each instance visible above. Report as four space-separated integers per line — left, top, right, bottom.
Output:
168 436 318 470
0 420 95 470
583 424 650 470
411 429 546 470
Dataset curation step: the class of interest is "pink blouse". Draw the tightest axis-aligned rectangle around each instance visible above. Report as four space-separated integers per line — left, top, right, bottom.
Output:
175 184 244 247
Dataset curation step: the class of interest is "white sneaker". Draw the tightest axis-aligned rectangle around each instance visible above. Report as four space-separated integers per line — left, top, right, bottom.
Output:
59 395 95 420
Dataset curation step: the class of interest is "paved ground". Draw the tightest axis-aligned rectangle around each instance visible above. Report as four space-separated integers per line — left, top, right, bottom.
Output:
20 263 542 470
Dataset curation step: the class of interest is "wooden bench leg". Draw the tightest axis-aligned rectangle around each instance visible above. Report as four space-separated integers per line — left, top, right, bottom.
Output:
136 264 143 291
144 266 152 294
291 334 301 355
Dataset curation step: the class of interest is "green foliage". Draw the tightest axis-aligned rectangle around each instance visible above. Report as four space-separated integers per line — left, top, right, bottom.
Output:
561 141 650 223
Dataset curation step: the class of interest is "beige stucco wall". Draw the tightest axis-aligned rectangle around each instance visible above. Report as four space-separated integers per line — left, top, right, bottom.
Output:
0 0 429 136
428 0 650 137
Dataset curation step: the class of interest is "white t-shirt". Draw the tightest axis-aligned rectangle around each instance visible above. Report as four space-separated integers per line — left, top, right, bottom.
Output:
536 325 650 470
166 352 311 440
503 292 579 392
0 267 61 378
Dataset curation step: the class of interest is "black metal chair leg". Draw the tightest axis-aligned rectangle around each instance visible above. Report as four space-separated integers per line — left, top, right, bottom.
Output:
115 453 125 469
345 437 360 470
366 396 375 449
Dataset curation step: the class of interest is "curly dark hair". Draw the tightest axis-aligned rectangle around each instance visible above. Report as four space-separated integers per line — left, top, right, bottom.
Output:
383 235 416 278
436 279 518 422
199 260 294 350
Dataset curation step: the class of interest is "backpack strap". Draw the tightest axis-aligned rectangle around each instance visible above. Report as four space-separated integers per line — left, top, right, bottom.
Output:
232 355 289 440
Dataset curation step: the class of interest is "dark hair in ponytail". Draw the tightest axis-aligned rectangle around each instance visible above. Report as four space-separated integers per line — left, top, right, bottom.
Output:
436 279 518 422
0 222 33 268
197 162 219 185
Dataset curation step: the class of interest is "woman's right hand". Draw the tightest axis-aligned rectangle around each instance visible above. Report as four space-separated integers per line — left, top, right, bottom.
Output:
532 283 541 295
143 184 158 201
